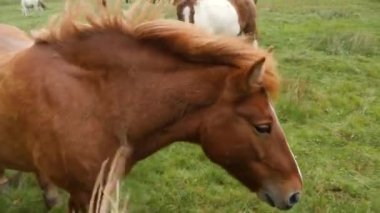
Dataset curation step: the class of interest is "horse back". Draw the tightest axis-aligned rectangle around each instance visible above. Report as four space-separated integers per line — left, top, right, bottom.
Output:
0 24 33 55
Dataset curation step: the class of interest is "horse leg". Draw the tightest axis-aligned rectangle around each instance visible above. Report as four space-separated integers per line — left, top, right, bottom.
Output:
0 169 23 188
246 20 259 48
36 173 60 210
101 0 107 7
240 15 258 48
38 1 46 11
21 5 28 16
252 38 258 49
176 0 195 23
241 28 258 48
0 168 8 185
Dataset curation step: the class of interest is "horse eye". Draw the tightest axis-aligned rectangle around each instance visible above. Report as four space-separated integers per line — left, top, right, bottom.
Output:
254 124 272 134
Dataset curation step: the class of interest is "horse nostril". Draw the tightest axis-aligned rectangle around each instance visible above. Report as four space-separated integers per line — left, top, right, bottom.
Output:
288 192 300 206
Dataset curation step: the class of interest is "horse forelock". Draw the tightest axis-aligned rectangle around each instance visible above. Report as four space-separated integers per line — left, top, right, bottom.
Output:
33 0 279 97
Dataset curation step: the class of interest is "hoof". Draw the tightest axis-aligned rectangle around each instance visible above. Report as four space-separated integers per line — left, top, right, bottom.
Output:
0 176 8 185
8 172 22 187
45 197 59 210
44 190 60 210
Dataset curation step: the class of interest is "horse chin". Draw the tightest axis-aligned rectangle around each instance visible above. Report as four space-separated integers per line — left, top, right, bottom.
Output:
257 189 295 211
257 191 275 207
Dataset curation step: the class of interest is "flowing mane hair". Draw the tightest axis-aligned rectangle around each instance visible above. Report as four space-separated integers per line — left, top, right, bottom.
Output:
33 0 280 96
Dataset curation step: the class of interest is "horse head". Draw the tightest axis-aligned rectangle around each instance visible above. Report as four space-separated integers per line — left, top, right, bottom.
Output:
199 56 302 210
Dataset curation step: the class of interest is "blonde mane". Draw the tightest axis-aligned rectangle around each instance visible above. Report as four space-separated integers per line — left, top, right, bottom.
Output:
34 0 279 96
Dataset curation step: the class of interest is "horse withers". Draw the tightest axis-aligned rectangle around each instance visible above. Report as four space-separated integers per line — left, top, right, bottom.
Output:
0 1 302 211
176 0 259 47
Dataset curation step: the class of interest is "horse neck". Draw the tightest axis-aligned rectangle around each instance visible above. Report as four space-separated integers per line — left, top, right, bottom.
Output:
127 66 230 161
54 31 232 161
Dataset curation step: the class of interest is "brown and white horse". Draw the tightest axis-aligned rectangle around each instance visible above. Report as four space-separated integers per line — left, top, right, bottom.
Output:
0 1 301 211
176 0 259 47
21 0 46 16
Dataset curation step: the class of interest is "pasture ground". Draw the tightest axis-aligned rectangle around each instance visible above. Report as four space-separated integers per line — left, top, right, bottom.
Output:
0 0 379 212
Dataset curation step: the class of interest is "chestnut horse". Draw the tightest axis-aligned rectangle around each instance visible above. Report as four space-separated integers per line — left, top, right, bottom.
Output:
176 0 259 47
0 1 302 211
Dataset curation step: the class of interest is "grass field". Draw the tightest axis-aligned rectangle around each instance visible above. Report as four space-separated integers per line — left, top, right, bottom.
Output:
0 0 379 212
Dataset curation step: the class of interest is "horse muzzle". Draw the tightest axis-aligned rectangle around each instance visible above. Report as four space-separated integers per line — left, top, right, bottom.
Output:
257 177 302 210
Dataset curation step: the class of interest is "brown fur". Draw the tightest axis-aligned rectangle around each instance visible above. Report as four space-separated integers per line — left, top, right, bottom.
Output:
176 0 196 23
230 0 258 38
0 24 33 54
0 1 301 211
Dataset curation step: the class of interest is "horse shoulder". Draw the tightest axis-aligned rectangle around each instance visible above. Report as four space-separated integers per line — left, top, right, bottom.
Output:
0 44 119 190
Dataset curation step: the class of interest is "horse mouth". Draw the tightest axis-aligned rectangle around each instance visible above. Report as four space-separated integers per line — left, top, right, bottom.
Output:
265 193 275 207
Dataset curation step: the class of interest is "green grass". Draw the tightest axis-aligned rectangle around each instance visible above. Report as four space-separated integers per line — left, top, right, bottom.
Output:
0 0 379 212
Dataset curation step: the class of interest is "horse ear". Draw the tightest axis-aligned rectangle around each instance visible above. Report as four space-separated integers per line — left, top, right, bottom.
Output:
248 57 266 85
225 57 265 98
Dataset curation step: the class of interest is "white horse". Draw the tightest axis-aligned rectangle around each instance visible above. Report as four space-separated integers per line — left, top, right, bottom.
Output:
21 0 46 16
176 0 259 48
